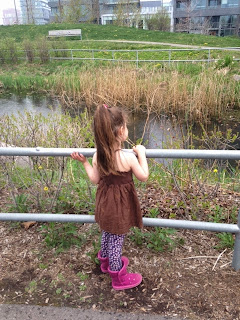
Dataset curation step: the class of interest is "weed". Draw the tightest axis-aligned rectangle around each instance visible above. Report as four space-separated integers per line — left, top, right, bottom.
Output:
36 37 50 63
147 207 159 218
56 288 62 295
79 284 87 291
216 233 234 249
215 56 234 70
25 280 37 294
9 194 29 213
23 39 35 63
130 227 181 252
58 273 65 281
40 222 87 254
77 272 89 281
86 233 101 264
208 205 226 223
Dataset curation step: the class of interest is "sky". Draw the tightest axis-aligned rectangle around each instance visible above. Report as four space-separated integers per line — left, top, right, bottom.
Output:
0 0 20 24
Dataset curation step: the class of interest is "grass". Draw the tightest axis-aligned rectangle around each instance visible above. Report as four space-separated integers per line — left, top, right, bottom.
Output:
0 23 240 48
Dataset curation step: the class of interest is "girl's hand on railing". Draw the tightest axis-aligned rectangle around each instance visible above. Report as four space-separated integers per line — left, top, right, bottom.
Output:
70 152 87 164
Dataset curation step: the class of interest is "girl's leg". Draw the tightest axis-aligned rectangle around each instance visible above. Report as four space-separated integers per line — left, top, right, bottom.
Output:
101 231 110 258
108 233 126 271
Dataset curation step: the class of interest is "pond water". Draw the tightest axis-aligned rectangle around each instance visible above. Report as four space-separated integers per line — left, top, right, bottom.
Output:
0 94 61 118
0 93 239 152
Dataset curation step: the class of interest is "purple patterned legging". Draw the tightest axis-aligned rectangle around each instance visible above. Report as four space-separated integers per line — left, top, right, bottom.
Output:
101 231 126 271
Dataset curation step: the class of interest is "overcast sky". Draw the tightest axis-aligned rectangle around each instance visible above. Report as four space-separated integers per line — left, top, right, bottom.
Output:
0 0 20 24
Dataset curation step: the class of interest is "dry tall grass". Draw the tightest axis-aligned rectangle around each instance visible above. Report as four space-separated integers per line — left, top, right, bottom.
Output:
53 65 238 121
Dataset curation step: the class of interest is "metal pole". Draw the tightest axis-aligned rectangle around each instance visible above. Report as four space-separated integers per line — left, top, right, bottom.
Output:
169 49 171 66
0 213 238 234
1 148 240 160
232 210 240 271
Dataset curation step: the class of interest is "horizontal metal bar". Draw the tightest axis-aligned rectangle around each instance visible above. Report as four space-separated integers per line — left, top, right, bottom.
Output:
0 213 238 233
1 147 240 160
49 48 240 52
50 57 240 63
143 217 239 233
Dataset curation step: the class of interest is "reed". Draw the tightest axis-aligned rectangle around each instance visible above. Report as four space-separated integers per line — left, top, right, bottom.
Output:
52 65 239 121
0 64 238 121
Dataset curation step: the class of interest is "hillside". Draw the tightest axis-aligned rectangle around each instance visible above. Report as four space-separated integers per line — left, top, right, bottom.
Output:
0 23 239 48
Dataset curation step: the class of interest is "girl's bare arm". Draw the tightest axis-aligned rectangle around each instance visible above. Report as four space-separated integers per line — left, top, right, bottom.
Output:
71 152 100 185
129 145 149 182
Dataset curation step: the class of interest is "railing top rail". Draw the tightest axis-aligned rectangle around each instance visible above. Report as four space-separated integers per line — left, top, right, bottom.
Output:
1 147 240 160
0 213 238 233
48 47 240 52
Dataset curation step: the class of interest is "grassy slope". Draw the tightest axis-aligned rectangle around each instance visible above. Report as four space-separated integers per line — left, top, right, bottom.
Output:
0 23 240 48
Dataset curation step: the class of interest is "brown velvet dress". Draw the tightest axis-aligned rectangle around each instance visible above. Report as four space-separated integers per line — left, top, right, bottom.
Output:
95 170 143 235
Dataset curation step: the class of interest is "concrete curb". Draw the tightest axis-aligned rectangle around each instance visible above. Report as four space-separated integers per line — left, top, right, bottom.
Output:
0 304 182 320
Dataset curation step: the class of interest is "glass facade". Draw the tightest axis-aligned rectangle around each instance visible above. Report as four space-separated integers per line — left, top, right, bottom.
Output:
20 0 50 24
221 0 238 7
195 0 206 8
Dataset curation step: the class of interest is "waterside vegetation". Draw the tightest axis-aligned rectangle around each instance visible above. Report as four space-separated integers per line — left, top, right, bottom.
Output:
0 24 239 122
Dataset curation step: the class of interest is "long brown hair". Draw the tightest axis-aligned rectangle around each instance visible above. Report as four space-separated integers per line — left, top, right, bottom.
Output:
94 105 127 176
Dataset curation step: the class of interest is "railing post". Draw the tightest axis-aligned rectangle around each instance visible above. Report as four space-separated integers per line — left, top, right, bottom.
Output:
169 49 172 66
136 50 139 68
232 209 240 271
208 49 211 64
112 50 115 64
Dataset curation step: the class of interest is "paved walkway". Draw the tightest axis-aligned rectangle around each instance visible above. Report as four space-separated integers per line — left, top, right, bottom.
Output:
89 39 240 51
0 304 183 320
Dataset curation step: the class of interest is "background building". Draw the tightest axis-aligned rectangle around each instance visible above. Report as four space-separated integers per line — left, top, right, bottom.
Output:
173 0 240 36
101 0 173 30
2 8 21 25
20 0 50 24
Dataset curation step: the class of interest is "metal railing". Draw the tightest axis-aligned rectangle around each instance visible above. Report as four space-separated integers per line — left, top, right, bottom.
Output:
1 147 240 270
2 47 240 66
48 48 240 66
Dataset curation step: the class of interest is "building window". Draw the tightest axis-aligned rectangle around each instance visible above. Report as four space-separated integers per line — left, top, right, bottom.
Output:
176 0 188 9
221 0 238 7
208 0 221 6
220 15 237 27
210 16 220 28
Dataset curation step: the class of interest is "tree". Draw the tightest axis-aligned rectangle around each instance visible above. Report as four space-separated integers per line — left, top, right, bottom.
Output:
175 0 211 35
145 8 170 31
113 0 140 27
22 0 34 24
62 0 85 23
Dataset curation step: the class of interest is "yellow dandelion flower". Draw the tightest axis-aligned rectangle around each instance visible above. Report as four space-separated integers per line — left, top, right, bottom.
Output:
213 169 218 173
38 166 43 169
44 186 49 191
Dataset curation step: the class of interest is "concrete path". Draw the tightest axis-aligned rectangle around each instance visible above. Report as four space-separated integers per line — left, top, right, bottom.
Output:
88 39 240 51
0 304 183 320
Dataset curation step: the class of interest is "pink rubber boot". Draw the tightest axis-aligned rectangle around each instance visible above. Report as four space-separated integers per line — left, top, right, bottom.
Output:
108 256 142 290
97 250 109 273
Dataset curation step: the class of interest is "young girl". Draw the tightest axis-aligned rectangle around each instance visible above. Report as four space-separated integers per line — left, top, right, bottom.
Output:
71 105 149 290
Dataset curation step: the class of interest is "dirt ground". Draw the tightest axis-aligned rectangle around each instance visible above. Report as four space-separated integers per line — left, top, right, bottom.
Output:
0 186 240 320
